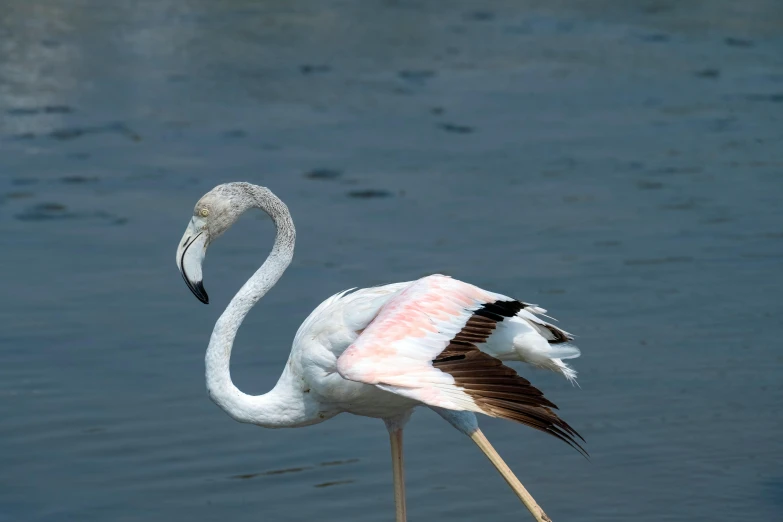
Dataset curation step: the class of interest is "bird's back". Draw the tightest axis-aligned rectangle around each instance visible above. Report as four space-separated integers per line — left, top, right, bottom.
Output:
288 282 420 418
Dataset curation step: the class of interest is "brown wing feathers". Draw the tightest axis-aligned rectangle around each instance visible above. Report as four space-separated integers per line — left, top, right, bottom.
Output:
539 322 572 344
433 300 587 456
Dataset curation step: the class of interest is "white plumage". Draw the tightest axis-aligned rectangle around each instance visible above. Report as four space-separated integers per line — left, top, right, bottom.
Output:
176 182 584 522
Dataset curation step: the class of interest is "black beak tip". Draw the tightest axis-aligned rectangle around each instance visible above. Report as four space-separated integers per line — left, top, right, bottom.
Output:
194 281 209 305
181 268 210 305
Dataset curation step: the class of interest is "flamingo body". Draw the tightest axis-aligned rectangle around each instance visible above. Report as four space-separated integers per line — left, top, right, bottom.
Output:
175 182 584 521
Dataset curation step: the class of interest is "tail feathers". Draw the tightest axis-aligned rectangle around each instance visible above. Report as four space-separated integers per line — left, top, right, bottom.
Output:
476 301 581 383
512 334 580 383
517 309 574 344
541 343 581 359
510 312 580 384
551 356 579 385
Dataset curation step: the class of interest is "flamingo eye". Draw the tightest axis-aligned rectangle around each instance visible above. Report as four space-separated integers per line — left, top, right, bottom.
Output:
200 208 210 217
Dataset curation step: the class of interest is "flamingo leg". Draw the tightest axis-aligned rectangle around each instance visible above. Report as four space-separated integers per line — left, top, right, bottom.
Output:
470 429 552 522
388 426 407 522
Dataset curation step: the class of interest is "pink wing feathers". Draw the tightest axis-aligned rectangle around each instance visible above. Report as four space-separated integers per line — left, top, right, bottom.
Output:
336 275 585 453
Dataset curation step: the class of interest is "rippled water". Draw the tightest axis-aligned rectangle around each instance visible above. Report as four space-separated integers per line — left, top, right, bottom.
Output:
1 1 782 521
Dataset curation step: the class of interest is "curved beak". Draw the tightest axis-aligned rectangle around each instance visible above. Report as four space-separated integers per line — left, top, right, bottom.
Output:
176 217 210 304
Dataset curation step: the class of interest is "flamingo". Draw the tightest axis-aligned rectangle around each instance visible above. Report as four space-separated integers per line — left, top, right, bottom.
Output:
175 182 584 522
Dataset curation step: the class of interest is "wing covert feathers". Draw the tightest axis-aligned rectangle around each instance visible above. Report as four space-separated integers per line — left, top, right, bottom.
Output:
337 274 585 455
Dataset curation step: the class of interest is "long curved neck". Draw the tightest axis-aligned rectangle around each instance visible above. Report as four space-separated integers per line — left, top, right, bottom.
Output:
204 187 306 428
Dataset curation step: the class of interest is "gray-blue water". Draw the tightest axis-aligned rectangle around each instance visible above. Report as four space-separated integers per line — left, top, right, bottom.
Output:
1 1 782 520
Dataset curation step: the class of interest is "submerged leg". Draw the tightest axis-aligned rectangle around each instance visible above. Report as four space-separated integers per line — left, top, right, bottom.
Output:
384 413 411 522
470 428 551 522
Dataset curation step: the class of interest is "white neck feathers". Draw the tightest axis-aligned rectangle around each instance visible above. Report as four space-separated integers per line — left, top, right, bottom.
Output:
203 184 310 428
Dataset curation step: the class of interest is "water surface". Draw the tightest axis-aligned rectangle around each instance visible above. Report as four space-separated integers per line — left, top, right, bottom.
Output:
1 1 782 521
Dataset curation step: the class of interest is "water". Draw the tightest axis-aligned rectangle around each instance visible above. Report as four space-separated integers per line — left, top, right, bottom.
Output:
1 1 782 520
